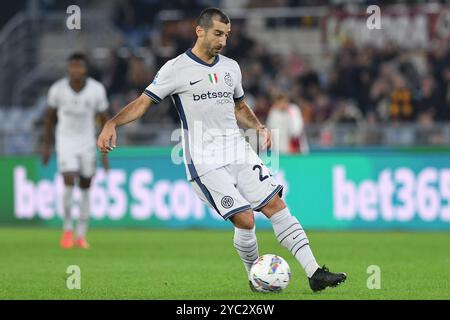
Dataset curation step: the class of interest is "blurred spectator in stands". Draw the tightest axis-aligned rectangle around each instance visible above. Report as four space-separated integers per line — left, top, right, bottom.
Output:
247 0 288 7
369 78 390 121
355 48 376 116
242 61 266 97
388 74 415 122
113 0 136 32
313 92 334 123
397 51 421 92
298 96 314 124
224 21 255 61
429 40 450 91
326 69 341 99
331 47 359 99
266 93 309 154
113 0 141 47
102 49 129 97
172 19 196 56
379 41 399 63
113 0 161 47
126 55 152 92
438 83 450 121
247 43 276 77
330 99 363 125
298 57 320 101
416 75 441 122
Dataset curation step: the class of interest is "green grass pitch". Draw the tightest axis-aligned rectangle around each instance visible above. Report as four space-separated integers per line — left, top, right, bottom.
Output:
0 227 449 300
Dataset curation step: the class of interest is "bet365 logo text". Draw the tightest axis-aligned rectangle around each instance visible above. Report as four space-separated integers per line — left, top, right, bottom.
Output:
13 166 288 222
333 166 450 222
13 166 210 221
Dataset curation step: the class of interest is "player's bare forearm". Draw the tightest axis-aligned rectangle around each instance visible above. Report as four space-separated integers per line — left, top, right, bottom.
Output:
235 99 272 150
234 99 264 130
98 94 153 153
108 94 153 128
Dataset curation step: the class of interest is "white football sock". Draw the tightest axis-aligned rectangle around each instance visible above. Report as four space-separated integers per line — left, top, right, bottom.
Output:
233 226 259 274
270 207 320 278
63 186 74 231
76 189 90 238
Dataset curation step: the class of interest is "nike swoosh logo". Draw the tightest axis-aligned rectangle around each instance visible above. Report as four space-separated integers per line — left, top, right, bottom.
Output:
190 79 202 85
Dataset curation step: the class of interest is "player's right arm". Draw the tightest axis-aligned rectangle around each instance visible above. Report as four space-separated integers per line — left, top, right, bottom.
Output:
97 94 154 153
98 59 176 153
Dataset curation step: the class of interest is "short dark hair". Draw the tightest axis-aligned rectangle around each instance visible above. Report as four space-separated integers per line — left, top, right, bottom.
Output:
67 52 88 64
196 7 230 30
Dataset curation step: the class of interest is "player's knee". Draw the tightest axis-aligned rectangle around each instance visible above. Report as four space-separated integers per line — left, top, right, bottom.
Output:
79 176 92 189
230 210 255 229
63 174 76 186
261 195 286 217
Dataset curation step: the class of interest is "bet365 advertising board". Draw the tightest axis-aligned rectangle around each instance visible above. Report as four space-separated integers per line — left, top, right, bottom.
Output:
1 147 450 229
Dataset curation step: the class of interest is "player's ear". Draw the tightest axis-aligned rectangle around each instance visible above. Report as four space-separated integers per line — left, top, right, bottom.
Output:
196 26 205 38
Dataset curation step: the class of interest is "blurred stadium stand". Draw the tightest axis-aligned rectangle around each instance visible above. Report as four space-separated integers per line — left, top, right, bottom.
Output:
1 0 450 154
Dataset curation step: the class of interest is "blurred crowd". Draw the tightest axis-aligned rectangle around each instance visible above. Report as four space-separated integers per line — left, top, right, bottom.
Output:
253 40 450 127
3 0 450 155
84 0 450 150
101 15 450 126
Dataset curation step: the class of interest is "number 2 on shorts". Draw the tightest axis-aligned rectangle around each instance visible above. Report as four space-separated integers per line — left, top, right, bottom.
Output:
253 164 270 182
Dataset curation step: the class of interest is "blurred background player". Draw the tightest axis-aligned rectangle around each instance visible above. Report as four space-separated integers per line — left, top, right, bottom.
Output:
266 92 310 154
42 53 109 249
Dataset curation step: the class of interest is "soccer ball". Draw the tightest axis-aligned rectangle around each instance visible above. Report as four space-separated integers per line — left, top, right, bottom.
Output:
249 254 291 292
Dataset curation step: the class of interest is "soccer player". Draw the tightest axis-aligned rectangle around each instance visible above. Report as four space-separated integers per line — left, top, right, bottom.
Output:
97 8 346 292
42 53 109 249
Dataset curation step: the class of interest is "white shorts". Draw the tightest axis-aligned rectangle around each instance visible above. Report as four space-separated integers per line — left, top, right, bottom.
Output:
56 148 96 178
191 151 283 220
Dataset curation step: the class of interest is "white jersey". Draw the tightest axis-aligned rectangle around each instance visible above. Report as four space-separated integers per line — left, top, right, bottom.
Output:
266 103 309 154
144 49 249 180
47 77 108 153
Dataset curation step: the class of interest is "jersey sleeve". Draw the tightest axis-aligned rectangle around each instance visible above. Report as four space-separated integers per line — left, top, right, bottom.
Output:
233 62 245 102
96 84 109 112
47 83 59 109
143 61 177 104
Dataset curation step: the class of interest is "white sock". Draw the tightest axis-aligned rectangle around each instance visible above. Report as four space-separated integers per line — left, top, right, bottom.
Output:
63 186 74 231
76 189 90 238
270 207 320 278
233 226 259 274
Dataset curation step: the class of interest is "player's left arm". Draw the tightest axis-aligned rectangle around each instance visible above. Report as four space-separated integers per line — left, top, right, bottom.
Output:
234 99 272 150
